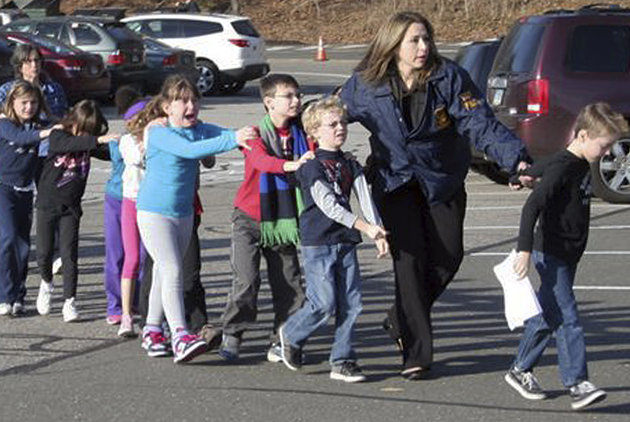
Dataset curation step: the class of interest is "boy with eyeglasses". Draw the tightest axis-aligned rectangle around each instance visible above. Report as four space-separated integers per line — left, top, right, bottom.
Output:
218 74 313 361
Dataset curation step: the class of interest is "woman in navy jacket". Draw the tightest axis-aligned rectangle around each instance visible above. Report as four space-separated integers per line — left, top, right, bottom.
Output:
339 11 529 379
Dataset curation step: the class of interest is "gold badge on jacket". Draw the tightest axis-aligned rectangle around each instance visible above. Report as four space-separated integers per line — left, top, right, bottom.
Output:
434 105 451 130
459 91 480 111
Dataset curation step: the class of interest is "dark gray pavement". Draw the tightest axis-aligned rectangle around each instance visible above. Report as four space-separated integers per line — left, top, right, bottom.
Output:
0 45 628 422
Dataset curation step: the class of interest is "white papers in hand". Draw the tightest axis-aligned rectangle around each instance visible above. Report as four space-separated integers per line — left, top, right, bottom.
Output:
493 250 542 331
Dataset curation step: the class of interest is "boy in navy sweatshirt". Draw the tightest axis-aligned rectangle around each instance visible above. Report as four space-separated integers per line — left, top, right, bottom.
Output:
279 96 389 383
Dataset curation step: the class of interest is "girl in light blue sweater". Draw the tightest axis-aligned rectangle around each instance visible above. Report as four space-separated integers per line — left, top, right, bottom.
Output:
137 75 254 363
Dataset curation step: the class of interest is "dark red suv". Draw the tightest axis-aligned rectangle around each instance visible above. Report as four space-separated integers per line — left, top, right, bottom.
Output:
487 4 630 203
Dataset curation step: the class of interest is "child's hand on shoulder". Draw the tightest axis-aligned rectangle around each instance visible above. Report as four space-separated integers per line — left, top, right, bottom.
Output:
513 251 531 279
98 134 120 144
235 126 257 150
299 150 315 163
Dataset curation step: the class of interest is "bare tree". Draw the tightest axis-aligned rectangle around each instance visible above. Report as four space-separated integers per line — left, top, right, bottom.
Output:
230 0 240 14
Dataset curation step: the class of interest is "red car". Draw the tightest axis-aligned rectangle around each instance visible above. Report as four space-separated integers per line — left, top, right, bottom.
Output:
0 31 111 103
487 5 630 203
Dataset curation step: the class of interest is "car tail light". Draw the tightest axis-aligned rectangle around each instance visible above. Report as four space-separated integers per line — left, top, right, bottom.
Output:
527 78 549 114
107 50 125 65
162 54 177 66
57 58 84 72
228 39 250 48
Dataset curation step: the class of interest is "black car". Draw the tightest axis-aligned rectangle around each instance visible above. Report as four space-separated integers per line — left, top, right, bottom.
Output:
455 38 508 183
2 16 149 95
142 36 198 93
0 37 13 86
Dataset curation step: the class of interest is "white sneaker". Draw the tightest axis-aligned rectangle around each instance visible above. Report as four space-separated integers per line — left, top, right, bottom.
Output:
0 303 11 316
62 297 79 322
11 302 24 316
52 257 63 275
36 280 54 315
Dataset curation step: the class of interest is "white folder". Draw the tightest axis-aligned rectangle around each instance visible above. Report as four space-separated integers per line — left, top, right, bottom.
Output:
493 250 542 331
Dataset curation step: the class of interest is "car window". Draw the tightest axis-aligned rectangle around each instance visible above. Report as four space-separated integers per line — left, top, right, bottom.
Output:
231 20 259 37
493 23 545 73
567 25 630 72
180 20 222 37
35 22 63 39
70 23 102 46
4 22 34 33
59 26 71 45
134 19 180 38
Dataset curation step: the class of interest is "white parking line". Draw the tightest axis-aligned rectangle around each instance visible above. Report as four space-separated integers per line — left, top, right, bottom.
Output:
336 44 369 49
470 251 630 256
465 225 630 230
266 46 295 51
289 71 350 79
468 204 630 210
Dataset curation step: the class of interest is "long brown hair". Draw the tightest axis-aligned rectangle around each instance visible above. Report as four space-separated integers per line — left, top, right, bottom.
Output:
2 80 48 126
59 100 108 136
356 11 441 86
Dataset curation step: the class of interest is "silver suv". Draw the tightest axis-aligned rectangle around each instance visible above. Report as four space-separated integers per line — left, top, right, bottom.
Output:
122 13 269 95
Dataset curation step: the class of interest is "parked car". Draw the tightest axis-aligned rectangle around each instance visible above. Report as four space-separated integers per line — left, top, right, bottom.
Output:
0 31 111 102
454 38 507 183
142 36 198 93
0 36 13 86
0 9 27 26
487 4 630 203
2 16 148 95
122 12 270 95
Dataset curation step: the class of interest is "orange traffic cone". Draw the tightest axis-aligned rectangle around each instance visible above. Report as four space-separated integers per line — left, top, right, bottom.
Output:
315 36 328 61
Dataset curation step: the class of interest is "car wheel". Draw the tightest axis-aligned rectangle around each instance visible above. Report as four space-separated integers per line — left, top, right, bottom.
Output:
591 137 630 203
470 162 509 185
219 80 246 95
196 59 219 96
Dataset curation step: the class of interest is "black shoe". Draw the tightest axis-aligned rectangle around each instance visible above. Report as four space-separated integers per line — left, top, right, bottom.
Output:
401 366 429 380
197 324 222 351
330 361 366 383
279 325 302 371
570 381 606 410
382 317 403 352
504 368 547 400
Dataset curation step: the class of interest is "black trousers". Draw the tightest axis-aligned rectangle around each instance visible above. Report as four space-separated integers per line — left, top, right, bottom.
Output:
36 202 82 300
375 181 466 370
138 213 208 333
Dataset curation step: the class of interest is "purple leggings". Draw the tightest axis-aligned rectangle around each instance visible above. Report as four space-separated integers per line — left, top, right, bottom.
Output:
121 198 142 279
103 194 146 316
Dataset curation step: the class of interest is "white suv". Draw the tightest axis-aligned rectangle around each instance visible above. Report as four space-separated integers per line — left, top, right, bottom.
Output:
122 13 269 95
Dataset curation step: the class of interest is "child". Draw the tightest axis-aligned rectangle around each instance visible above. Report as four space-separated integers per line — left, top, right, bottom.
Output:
137 75 255 363
506 102 628 410
279 96 389 383
102 87 147 326
218 74 313 362
35 100 116 322
0 81 58 316
117 96 161 337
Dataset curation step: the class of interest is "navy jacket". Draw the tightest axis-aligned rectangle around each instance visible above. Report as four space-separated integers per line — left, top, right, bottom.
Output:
340 58 527 205
0 119 41 188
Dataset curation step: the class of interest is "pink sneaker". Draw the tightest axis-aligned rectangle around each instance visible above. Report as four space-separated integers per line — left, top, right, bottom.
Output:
142 329 171 357
117 315 136 338
172 332 208 363
106 314 122 325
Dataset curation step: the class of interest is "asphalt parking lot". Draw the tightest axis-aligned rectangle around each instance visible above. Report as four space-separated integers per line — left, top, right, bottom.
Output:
0 45 628 421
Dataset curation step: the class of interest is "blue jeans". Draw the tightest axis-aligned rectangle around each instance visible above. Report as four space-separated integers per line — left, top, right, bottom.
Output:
282 243 362 365
513 251 587 387
0 185 32 305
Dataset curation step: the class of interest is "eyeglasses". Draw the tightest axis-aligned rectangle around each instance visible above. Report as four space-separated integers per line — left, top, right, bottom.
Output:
274 93 303 101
